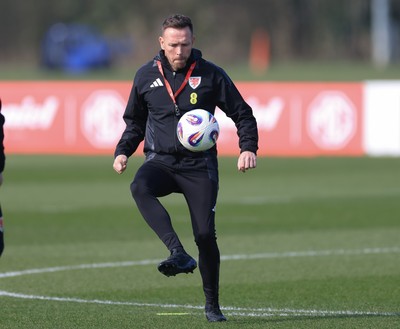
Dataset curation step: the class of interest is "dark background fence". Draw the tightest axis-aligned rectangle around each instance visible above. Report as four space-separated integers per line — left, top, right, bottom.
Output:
1 0 400 70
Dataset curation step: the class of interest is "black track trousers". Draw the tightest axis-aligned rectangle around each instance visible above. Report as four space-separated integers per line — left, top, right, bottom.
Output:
130 153 221 303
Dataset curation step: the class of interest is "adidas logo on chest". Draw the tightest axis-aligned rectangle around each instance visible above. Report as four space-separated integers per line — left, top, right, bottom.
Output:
150 78 164 88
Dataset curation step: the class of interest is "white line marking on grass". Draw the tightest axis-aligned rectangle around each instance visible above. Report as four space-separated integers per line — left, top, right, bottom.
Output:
1 247 400 319
0 259 160 279
1 247 399 279
0 290 202 309
220 246 400 261
223 306 400 317
0 290 399 318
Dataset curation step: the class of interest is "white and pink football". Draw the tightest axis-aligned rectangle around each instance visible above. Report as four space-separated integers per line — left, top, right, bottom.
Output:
177 109 219 152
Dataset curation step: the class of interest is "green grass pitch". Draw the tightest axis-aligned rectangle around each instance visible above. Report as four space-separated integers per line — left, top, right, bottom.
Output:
1 155 399 328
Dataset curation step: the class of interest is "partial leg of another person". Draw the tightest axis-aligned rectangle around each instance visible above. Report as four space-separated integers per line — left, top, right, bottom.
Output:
0 204 4 256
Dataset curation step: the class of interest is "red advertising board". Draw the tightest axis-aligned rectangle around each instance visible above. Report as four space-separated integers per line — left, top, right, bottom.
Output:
216 82 364 156
1 81 131 155
0 81 363 156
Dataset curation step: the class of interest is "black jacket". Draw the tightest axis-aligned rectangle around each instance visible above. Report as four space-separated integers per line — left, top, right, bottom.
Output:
114 49 258 158
0 99 5 173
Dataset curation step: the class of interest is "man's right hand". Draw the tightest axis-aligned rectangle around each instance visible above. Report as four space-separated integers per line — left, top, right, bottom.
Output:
113 155 128 174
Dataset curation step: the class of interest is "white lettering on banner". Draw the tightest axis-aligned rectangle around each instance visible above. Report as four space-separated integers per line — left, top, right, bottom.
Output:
248 97 284 130
214 96 284 130
2 96 59 130
307 91 357 150
81 91 126 149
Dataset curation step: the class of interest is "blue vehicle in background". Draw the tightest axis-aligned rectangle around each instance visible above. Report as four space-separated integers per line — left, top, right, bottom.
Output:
41 23 130 73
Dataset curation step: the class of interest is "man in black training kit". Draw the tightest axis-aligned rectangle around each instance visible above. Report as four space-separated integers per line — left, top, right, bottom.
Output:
0 99 6 256
113 14 258 322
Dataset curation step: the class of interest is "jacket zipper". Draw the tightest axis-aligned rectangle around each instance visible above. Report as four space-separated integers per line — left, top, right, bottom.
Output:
172 71 179 151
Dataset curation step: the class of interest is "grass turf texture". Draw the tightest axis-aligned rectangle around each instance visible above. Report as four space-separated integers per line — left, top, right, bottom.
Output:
0 155 399 328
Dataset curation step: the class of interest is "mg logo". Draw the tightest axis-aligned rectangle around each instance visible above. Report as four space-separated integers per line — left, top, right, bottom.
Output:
307 91 357 150
81 91 126 148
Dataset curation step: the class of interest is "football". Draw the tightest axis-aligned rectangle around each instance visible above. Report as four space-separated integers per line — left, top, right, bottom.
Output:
177 109 219 152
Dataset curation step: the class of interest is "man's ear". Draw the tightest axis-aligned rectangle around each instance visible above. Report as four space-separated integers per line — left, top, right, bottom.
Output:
159 36 165 50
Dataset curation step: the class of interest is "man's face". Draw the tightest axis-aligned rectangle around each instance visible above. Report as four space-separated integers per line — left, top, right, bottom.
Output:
159 26 194 71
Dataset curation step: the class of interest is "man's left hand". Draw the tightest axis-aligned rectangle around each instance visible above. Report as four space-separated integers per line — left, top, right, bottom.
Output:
237 151 257 172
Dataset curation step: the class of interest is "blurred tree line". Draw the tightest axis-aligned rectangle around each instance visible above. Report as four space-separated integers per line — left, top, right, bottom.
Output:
1 0 400 66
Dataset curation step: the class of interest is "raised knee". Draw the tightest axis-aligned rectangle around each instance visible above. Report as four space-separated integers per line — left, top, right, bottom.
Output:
130 179 145 199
